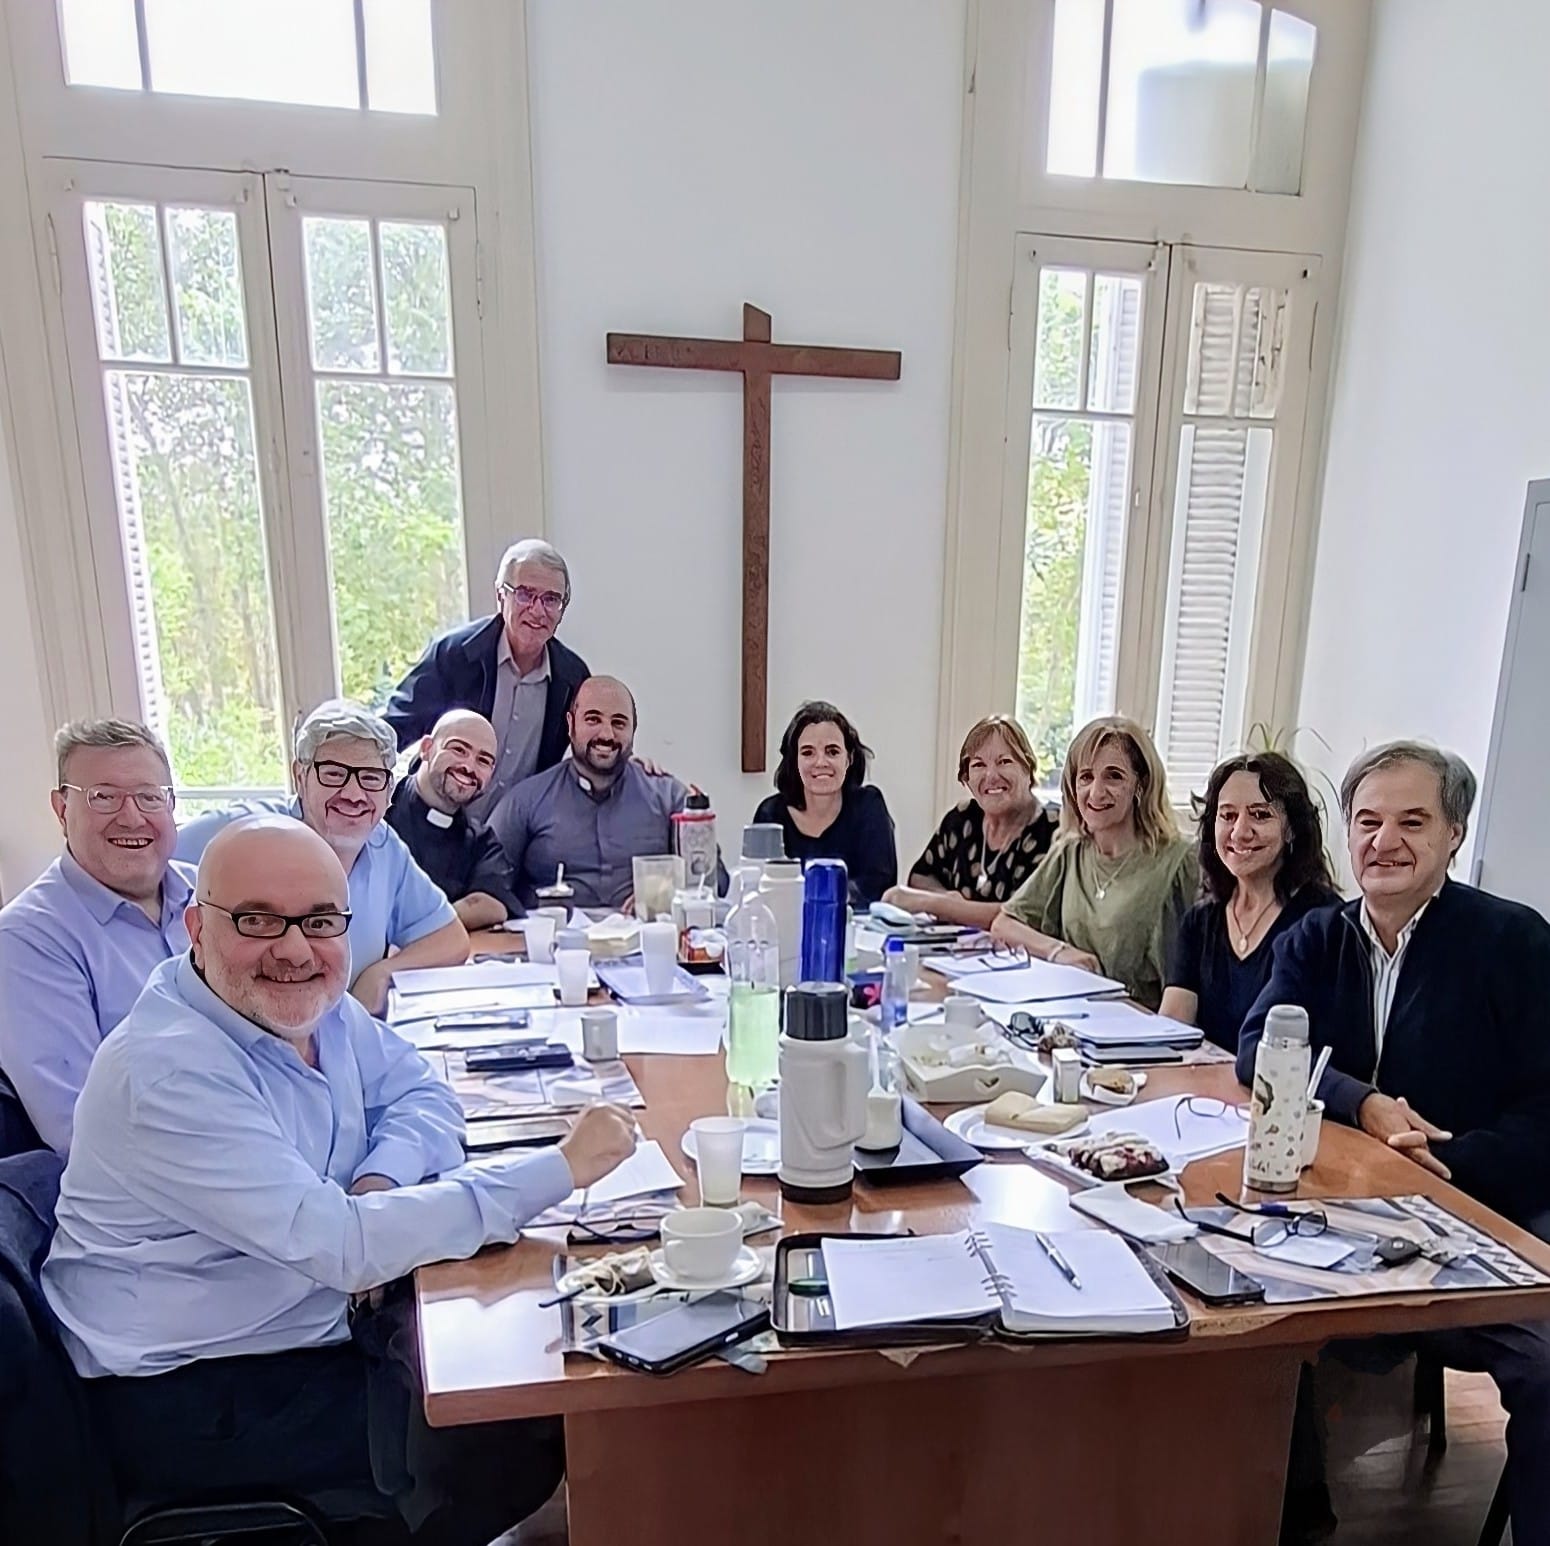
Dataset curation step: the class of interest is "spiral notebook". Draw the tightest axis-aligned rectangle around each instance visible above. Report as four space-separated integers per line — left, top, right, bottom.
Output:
820 1224 1178 1336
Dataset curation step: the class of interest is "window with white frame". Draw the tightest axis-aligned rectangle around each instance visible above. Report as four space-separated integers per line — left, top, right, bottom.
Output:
1007 235 1315 799
58 0 437 114
47 164 484 796
1046 0 1317 193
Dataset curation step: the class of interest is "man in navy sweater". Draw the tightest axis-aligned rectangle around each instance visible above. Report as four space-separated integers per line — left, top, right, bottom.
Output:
385 540 590 822
1240 742 1550 1545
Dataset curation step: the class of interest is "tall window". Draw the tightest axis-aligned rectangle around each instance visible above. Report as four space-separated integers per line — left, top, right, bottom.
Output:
1006 235 1315 798
48 165 485 796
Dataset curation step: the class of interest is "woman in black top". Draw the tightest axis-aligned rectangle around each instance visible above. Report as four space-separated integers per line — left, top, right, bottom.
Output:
884 713 1055 929
1160 752 1340 1053
752 701 897 906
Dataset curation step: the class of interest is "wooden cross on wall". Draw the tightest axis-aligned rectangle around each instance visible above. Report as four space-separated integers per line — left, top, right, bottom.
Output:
607 304 902 772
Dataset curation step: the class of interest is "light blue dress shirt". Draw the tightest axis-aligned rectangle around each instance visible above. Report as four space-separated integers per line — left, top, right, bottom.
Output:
175 800 457 979
43 954 575 1378
0 850 195 1153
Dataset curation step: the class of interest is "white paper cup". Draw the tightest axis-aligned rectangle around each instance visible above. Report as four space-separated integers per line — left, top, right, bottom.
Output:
660 1205 742 1280
1301 1098 1325 1170
640 920 679 996
689 1116 746 1206
554 948 590 1007
580 1007 619 1062
535 904 570 931
523 913 556 964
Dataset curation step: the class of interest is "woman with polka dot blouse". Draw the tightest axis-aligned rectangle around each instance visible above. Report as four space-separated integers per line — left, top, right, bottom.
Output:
883 715 1056 929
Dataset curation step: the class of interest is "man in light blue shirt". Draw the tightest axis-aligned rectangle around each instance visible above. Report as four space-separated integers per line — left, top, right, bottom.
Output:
0 719 194 1154
177 699 468 1014
46 814 636 1539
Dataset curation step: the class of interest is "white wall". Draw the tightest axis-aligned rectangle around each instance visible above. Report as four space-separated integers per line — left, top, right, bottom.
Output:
1299 0 1550 871
526 0 965 861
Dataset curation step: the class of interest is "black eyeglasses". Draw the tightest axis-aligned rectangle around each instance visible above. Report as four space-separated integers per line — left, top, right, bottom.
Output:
1173 1096 1253 1140
58 783 176 815
1004 1011 1073 1052
309 759 392 793
200 902 352 940
1175 1194 1329 1250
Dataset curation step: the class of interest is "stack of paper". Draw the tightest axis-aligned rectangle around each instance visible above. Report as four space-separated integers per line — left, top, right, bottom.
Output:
386 959 599 1029
1056 1000 1203 1063
957 959 1126 1005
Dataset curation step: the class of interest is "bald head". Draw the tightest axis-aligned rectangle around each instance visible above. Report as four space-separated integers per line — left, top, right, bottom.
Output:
417 710 499 813
190 816 352 1041
567 676 637 786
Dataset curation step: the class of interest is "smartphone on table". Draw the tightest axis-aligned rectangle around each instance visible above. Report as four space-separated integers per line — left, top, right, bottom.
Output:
1148 1240 1266 1307
597 1293 770 1375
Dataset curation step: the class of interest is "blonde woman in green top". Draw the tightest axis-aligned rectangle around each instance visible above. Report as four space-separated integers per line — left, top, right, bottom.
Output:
991 716 1198 1010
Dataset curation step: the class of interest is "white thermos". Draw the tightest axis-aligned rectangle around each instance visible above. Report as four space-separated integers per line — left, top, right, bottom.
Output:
1243 1004 1312 1195
777 982 869 1203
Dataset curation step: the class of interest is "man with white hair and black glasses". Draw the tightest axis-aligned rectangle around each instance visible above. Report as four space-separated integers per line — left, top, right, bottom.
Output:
386 538 592 821
1240 741 1550 1544
0 718 195 1152
178 700 468 1014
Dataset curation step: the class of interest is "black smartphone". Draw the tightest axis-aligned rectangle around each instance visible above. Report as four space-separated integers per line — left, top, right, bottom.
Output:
1148 1240 1266 1306
464 1042 573 1074
597 1293 770 1375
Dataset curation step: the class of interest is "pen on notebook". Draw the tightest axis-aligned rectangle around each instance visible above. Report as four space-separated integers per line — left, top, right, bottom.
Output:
1033 1230 1082 1290
1307 1044 1332 1099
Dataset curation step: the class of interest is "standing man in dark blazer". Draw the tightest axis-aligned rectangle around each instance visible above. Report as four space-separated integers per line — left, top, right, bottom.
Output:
385 539 590 822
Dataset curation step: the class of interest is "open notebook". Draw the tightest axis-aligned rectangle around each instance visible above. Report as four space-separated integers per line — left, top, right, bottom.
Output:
820 1225 1179 1337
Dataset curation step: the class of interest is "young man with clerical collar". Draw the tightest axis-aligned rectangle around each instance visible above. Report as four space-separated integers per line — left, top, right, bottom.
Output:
386 708 521 932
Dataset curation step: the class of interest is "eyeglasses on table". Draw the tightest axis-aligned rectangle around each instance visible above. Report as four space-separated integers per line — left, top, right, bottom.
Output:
1174 1193 1330 1250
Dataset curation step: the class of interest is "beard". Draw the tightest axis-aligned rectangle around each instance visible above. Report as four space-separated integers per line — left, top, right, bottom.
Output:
430 765 482 809
576 738 629 780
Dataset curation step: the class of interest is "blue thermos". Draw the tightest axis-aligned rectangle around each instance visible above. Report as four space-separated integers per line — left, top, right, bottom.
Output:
799 859 848 982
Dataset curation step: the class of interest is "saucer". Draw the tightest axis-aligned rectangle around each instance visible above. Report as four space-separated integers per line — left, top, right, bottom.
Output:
648 1244 763 1293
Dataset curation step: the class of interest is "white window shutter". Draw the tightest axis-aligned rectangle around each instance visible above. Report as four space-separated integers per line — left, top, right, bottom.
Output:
1155 279 1286 800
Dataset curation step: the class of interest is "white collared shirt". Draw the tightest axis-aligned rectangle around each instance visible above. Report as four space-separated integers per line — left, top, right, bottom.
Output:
1360 897 1432 1058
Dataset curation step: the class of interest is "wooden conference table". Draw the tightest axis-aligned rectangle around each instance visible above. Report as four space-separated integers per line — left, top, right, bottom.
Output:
416 943 1550 1546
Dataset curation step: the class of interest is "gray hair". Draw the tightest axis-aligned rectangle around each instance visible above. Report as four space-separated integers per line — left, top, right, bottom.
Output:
54 718 170 785
497 538 571 604
293 700 396 768
1339 741 1478 838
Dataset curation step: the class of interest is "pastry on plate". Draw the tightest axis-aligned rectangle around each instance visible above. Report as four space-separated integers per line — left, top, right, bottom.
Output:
1053 1130 1169 1181
983 1091 1086 1136
1086 1069 1137 1098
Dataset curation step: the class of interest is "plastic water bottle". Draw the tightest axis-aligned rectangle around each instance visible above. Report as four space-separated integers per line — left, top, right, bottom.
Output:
725 886 781 1116
880 936 910 1033
1243 1004 1312 1195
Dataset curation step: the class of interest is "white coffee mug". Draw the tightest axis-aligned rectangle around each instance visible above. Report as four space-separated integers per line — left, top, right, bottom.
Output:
659 1206 742 1281
580 1007 619 1062
942 994 983 1031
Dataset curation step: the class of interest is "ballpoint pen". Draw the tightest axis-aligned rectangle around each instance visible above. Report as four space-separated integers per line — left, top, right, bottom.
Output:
1033 1230 1082 1290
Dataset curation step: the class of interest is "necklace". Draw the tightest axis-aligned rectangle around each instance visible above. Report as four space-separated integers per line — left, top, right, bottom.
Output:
1091 847 1138 903
1229 890 1278 954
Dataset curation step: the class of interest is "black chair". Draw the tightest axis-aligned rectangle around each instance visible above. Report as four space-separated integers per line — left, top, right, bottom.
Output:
0 1150 347 1546
0 1071 43 1158
1414 1351 1448 1464
119 1500 331 1545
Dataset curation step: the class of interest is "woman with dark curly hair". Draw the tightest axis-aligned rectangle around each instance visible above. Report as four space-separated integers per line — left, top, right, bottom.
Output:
751 701 897 906
1159 751 1341 1052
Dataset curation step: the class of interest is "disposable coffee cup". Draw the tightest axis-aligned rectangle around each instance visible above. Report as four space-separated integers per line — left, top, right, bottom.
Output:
581 1008 619 1062
689 1116 746 1206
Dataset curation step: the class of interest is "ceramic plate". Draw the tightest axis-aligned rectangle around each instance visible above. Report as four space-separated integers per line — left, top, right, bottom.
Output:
681 1117 781 1175
649 1244 764 1293
943 1103 1089 1153
1079 1070 1149 1107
